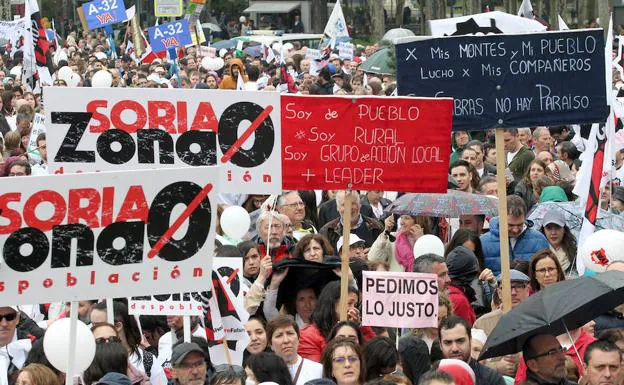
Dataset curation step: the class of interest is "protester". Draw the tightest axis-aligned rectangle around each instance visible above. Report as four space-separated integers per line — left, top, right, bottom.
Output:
514 159 551 211
245 352 294 385
528 250 566 292
267 315 323 385
321 339 364 385
438 316 505 385
16 364 60 385
369 215 430 272
0 306 32 385
362 337 399 381
520 334 576 385
293 234 335 263
445 246 479 326
256 211 295 262
328 322 364 347
481 196 550 276
503 129 535 182
582 340 622 385
538 210 578 275
170 342 210 385
277 191 317 241
413 254 452 293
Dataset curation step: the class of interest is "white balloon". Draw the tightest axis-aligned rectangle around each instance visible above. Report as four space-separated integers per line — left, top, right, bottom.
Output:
413 234 445 259
201 56 223 71
94 51 107 61
581 229 624 273
10 65 22 78
57 66 73 82
67 73 81 87
43 318 96 375
91 70 112 88
220 206 250 240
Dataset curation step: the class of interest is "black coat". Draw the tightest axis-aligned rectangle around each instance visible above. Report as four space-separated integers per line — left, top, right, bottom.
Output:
318 199 374 228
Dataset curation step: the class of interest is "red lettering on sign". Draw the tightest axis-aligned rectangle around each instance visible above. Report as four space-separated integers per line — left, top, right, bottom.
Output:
23 190 67 232
87 100 109 133
116 185 148 222
191 102 218 132
95 13 114 23
101 186 115 227
0 193 23 234
148 101 176 134
111 100 147 133
68 188 101 227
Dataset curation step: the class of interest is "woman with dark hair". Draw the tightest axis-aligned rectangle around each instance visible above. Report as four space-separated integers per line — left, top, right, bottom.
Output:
297 190 320 230
237 241 262 286
243 316 270 366
362 337 399 381
90 301 166 384
82 342 129 385
322 338 365 385
1 90 14 117
529 249 565 292
245 352 294 385
369 215 431 272
514 159 551 211
293 234 335 262
398 336 430 385
328 321 364 346
298 281 370 362
539 210 577 275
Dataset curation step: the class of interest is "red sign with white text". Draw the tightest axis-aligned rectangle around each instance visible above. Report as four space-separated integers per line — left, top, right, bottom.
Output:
281 95 453 192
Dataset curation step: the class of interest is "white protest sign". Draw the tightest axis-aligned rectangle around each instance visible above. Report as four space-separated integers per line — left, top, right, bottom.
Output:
0 167 217 305
128 292 203 316
205 257 249 365
305 48 321 60
45 87 281 194
362 271 438 329
27 113 46 163
337 42 353 60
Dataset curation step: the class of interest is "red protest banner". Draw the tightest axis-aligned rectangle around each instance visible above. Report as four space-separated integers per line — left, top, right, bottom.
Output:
281 95 453 192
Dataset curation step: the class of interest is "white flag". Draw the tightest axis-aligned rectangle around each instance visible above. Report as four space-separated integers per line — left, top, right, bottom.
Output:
324 0 349 39
236 71 245 91
517 0 534 19
558 15 569 30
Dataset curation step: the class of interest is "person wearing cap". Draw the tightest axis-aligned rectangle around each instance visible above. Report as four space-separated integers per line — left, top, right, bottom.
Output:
336 234 366 261
610 186 624 214
538 210 577 275
331 73 351 94
96 372 133 385
474 270 530 336
0 306 32 385
170 342 209 385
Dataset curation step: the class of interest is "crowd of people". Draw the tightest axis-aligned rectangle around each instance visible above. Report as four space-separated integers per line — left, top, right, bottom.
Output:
0 7 623 385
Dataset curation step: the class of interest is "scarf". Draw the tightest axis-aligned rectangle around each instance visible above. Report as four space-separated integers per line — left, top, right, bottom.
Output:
0 333 31 385
395 231 416 272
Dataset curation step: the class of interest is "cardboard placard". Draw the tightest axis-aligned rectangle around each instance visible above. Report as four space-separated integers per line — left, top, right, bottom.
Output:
396 29 609 131
361 271 439 329
281 95 453 192
45 87 281 194
0 167 217 305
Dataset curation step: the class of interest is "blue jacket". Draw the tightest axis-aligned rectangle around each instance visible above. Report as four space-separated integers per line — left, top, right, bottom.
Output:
480 217 550 276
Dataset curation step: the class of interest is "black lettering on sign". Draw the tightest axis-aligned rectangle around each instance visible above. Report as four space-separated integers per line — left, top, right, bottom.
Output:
52 112 95 163
147 182 212 262
52 224 94 267
218 102 274 167
138 129 175 164
176 131 217 166
97 129 136 164
4 227 49 272
96 221 145 265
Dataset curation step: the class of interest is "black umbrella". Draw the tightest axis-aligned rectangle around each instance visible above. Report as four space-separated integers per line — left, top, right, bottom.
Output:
273 258 341 310
479 271 624 360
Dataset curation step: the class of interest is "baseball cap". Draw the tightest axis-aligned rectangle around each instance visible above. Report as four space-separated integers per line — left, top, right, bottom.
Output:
496 269 530 283
542 210 566 228
171 342 205 366
96 373 132 385
337 234 365 252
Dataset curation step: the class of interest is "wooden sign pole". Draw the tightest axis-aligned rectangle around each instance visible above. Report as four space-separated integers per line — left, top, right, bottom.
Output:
495 128 512 313
339 188 353 322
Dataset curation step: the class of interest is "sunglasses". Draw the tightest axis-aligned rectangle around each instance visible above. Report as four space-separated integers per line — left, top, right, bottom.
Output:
0 312 17 322
95 336 121 344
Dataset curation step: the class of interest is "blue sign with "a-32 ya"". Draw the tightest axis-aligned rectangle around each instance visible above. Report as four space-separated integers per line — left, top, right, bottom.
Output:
82 0 127 30
148 19 193 53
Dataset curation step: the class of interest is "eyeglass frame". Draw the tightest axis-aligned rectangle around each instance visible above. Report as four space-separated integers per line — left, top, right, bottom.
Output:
527 346 566 361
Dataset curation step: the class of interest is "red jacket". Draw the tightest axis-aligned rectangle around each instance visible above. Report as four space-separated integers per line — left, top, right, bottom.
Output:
298 323 376 362
514 329 596 384
448 284 476 327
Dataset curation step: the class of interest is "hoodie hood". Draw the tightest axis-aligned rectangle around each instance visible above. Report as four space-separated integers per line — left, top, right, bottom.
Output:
398 336 431 385
228 58 248 79
451 131 472 151
446 245 479 280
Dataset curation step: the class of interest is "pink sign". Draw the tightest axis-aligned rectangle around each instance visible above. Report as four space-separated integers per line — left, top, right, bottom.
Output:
362 271 439 329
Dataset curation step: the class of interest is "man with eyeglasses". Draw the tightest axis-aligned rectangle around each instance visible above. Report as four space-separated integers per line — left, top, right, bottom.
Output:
0 306 32 385
267 315 322 385
521 334 577 385
276 191 316 241
481 195 549 276
171 342 209 385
